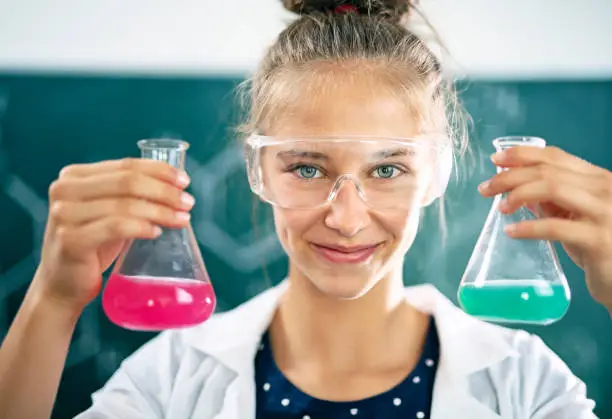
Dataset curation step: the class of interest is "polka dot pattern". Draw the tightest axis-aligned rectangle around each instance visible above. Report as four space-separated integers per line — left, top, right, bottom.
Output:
255 318 440 419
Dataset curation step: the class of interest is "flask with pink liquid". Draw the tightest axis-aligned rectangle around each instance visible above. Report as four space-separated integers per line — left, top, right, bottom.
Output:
102 139 216 331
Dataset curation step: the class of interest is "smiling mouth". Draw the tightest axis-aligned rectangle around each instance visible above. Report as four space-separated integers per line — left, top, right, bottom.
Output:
309 242 382 264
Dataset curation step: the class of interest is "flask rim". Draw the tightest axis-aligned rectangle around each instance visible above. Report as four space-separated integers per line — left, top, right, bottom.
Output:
138 138 190 151
493 136 546 149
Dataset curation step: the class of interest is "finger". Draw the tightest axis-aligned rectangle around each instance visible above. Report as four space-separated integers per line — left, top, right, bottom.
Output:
57 216 162 252
49 172 195 211
492 145 601 176
59 158 190 187
479 165 606 198
500 180 607 221
50 198 191 228
505 218 600 251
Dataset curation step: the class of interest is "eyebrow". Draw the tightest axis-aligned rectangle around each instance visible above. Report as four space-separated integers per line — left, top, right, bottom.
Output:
374 148 415 158
277 150 328 160
276 147 415 161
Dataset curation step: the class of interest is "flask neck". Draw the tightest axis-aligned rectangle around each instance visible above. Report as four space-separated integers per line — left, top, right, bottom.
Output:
493 136 546 175
138 139 189 169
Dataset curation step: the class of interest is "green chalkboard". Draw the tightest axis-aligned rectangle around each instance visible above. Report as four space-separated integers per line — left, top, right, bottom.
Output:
0 73 610 418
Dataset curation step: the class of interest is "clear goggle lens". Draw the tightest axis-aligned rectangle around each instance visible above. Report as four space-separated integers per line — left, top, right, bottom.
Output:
245 135 452 210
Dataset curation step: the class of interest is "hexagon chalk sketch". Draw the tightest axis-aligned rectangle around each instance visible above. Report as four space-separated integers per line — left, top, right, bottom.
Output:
187 144 284 273
0 92 105 373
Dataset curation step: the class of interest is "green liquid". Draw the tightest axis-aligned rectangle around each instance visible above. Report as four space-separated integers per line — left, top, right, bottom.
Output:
458 280 570 325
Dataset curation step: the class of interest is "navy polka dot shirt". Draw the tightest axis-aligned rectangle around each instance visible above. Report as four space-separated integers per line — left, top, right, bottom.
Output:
255 318 440 419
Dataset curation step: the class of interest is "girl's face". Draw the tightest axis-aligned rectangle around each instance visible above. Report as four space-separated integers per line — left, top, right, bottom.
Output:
266 76 435 300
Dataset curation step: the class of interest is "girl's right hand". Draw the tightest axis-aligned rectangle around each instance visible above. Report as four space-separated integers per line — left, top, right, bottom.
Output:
32 158 194 312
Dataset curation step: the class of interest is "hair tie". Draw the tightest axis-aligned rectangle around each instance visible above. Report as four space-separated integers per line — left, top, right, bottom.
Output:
334 4 358 14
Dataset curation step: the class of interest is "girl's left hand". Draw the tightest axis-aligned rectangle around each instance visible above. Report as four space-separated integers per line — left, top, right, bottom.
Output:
477 145 612 311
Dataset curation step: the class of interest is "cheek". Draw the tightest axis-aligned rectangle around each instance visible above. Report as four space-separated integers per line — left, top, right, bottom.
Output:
273 207 320 248
378 207 422 248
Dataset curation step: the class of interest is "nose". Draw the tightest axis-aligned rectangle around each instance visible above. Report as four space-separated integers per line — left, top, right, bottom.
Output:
324 178 371 237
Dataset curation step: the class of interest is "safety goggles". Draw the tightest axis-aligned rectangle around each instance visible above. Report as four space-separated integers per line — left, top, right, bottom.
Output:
245 135 452 210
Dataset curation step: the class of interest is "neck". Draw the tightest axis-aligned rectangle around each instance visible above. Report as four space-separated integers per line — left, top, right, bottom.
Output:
269 266 429 374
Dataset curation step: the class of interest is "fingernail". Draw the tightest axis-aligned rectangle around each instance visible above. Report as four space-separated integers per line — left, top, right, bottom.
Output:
181 192 195 207
175 211 191 221
499 199 509 211
176 171 191 187
152 226 163 237
504 224 517 235
478 180 490 192
491 151 505 163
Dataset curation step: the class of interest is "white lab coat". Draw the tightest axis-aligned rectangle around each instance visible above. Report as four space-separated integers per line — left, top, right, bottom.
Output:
74 282 598 418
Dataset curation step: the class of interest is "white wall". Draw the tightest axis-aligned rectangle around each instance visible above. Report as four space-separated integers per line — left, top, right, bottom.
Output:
0 0 611 79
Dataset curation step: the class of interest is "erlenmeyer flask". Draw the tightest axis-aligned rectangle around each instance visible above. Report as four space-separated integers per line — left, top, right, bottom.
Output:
102 138 216 331
458 136 571 325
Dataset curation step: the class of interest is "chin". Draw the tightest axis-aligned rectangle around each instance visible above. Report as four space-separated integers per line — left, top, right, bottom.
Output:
303 268 382 300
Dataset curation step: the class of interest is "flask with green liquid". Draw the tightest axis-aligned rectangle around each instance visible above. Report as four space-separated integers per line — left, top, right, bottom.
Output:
458 136 571 325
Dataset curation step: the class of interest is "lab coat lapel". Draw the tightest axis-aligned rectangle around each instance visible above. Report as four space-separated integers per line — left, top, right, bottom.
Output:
405 285 517 419
206 347 257 419
430 363 503 419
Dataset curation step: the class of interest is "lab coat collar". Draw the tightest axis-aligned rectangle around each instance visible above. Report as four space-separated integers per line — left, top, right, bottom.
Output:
183 280 519 377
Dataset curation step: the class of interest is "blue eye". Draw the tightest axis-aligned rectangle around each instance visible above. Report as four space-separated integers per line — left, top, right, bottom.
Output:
295 165 321 179
373 165 400 179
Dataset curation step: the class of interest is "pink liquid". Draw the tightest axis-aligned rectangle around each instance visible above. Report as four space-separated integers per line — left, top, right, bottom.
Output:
102 273 216 331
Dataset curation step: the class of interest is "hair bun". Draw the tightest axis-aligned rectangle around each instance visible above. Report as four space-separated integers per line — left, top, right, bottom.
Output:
281 0 416 21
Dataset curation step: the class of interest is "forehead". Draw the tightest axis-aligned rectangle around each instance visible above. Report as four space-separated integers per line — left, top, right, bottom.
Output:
266 71 420 138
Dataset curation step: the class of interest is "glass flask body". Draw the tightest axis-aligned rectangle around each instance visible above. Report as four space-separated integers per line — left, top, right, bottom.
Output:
458 136 571 325
102 139 216 331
